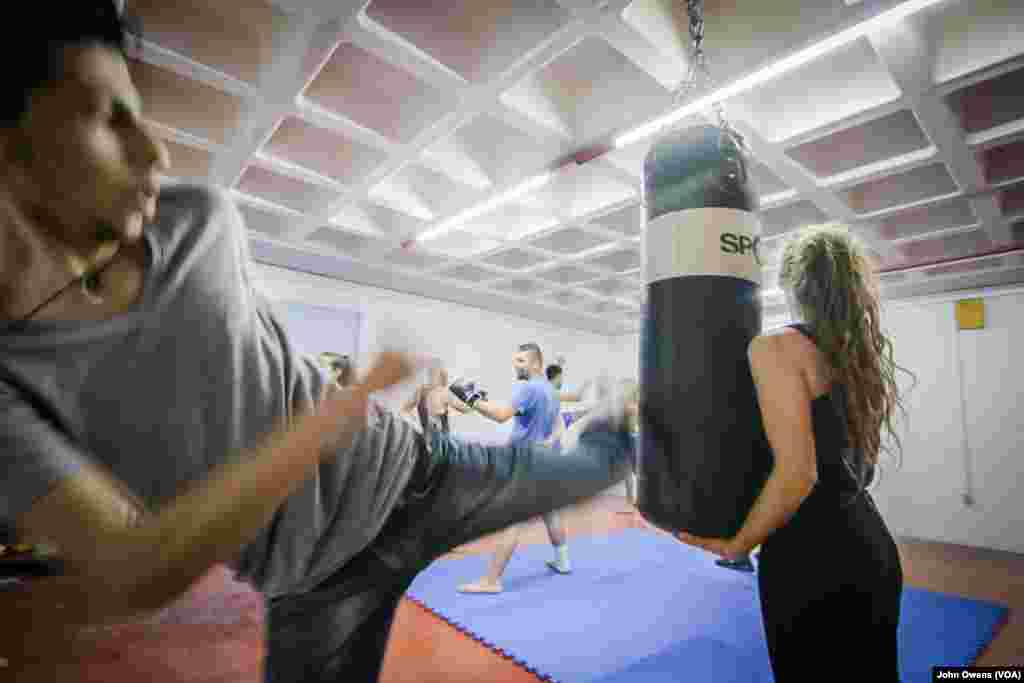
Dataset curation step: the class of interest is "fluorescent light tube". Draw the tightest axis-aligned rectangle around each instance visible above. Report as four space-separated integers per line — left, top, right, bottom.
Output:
614 0 947 148
418 172 554 241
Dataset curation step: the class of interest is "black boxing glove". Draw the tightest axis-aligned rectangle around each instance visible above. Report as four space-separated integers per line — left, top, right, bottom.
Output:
449 379 487 407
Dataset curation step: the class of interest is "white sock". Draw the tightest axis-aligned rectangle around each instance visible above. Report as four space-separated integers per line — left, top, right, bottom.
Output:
554 544 571 571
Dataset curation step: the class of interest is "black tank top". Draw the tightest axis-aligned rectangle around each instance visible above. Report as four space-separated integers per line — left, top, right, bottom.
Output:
787 324 873 502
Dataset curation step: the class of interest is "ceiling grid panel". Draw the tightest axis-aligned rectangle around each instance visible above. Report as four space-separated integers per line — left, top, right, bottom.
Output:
131 38 255 99
348 13 469 95
293 97 394 154
866 20 1012 245
208 7 359 188
122 0 1024 333
284 0 636 242
723 113 898 261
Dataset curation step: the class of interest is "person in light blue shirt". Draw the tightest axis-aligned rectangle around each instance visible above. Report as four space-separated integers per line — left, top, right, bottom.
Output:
457 343 572 594
508 367 560 446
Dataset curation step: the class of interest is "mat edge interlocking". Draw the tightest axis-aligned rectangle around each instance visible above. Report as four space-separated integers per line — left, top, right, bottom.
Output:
406 595 563 683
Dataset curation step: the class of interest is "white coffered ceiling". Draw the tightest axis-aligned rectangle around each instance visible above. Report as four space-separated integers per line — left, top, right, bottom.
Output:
126 0 1024 334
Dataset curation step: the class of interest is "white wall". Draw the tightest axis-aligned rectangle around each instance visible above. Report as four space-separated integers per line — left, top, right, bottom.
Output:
601 286 1024 554
608 333 640 381
251 263 619 442
872 286 1024 554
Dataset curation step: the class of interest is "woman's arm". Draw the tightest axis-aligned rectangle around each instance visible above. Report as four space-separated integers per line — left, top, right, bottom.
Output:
725 334 819 554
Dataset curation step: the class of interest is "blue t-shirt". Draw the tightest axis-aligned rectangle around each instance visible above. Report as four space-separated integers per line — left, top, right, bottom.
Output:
508 377 560 446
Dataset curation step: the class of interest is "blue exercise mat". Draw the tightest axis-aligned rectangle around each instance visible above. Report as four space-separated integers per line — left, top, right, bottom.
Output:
407 529 1008 683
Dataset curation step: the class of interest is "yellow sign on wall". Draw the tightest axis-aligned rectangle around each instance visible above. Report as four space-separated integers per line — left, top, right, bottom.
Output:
955 298 985 330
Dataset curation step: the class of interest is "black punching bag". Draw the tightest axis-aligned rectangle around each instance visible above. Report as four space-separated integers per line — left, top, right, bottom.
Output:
638 124 772 539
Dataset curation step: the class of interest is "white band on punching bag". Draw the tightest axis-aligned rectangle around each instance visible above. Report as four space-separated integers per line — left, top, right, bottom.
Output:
645 208 763 286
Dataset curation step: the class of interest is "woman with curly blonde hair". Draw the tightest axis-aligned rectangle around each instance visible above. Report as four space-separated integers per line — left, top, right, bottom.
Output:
679 223 913 681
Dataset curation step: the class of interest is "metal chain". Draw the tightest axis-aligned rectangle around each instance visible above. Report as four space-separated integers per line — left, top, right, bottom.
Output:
671 0 747 151
673 0 711 105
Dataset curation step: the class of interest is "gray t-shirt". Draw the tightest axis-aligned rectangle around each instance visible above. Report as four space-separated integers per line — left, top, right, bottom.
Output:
0 184 420 598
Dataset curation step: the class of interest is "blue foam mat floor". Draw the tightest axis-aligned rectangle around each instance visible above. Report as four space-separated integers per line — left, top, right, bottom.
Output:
407 529 1008 683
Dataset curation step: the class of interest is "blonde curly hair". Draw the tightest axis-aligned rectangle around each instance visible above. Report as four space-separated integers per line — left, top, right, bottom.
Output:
779 224 914 471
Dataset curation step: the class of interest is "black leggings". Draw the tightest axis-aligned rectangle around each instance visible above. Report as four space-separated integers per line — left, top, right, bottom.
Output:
757 493 903 681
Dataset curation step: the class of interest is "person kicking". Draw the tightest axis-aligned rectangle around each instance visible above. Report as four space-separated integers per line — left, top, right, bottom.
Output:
0 5 635 681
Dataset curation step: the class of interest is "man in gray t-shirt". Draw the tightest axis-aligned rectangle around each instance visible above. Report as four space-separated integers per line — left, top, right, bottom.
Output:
0 5 634 681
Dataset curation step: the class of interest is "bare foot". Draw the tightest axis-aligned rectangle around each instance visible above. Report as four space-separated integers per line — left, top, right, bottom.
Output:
457 579 503 594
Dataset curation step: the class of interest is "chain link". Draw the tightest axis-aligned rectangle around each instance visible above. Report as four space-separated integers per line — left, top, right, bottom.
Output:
668 0 746 150
673 0 711 104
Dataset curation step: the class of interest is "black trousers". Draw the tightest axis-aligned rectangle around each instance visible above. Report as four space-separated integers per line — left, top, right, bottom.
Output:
263 424 633 682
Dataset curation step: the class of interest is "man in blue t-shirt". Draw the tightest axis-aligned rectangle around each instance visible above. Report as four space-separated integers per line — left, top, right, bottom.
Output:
457 343 571 594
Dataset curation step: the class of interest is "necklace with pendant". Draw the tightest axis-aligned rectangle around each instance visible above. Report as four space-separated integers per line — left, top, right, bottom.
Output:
11 249 120 326
80 269 107 305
